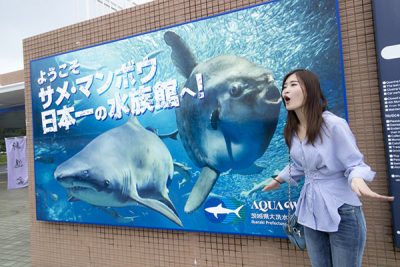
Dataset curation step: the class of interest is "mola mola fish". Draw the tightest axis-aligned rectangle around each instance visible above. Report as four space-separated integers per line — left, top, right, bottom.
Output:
164 31 281 213
54 117 183 226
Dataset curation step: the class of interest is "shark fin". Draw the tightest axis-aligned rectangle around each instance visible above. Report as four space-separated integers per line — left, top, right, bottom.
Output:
184 166 219 213
128 187 183 227
160 190 180 217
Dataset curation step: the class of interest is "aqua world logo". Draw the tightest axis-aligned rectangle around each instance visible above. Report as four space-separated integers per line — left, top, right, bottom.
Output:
251 200 297 212
203 197 246 224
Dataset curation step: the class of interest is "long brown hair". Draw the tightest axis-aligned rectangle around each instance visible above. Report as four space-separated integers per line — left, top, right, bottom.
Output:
282 69 328 147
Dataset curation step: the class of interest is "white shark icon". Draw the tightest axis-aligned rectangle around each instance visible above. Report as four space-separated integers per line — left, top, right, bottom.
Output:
205 203 244 219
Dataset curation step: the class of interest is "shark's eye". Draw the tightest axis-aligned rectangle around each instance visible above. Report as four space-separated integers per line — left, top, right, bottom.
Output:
82 170 89 177
230 85 243 97
104 180 110 187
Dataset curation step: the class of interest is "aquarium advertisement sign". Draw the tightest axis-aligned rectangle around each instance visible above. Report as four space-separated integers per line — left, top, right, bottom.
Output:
30 0 346 237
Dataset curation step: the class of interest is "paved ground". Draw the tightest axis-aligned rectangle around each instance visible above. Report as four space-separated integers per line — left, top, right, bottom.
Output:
0 165 6 174
0 166 31 267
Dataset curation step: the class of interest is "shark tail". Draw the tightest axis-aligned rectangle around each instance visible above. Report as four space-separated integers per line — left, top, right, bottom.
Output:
234 205 244 218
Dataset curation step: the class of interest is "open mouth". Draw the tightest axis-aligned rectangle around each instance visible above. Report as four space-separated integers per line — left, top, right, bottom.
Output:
265 97 282 105
284 96 290 104
61 180 94 191
69 186 95 193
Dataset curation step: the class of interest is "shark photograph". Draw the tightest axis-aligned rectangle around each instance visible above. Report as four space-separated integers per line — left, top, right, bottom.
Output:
53 117 183 226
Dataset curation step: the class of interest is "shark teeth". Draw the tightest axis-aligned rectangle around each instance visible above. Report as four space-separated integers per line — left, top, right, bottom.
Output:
70 186 93 191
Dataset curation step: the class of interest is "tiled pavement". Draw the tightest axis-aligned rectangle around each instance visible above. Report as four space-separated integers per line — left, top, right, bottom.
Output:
0 166 31 267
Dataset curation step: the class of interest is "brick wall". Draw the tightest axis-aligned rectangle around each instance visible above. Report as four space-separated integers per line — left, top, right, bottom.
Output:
23 0 400 266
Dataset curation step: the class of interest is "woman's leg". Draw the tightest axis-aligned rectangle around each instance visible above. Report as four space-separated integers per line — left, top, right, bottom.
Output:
330 204 367 267
304 226 333 267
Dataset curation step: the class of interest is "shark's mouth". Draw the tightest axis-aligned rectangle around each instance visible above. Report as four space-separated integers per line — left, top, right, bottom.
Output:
69 185 95 192
59 179 97 192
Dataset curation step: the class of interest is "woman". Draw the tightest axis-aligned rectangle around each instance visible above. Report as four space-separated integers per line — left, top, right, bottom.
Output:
262 69 393 267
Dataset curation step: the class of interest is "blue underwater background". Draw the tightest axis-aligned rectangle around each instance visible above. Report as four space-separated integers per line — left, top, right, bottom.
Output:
31 0 346 238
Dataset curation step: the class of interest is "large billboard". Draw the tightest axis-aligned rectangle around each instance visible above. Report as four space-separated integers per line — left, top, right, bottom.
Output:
31 0 346 237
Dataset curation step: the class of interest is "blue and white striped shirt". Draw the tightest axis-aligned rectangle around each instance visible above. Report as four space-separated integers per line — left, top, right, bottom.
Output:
279 111 375 232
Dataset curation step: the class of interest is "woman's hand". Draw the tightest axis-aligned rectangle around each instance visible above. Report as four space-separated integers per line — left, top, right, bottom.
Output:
262 177 282 191
351 177 394 201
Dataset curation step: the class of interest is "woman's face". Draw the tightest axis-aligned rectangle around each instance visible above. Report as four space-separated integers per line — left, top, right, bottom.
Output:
282 73 306 112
